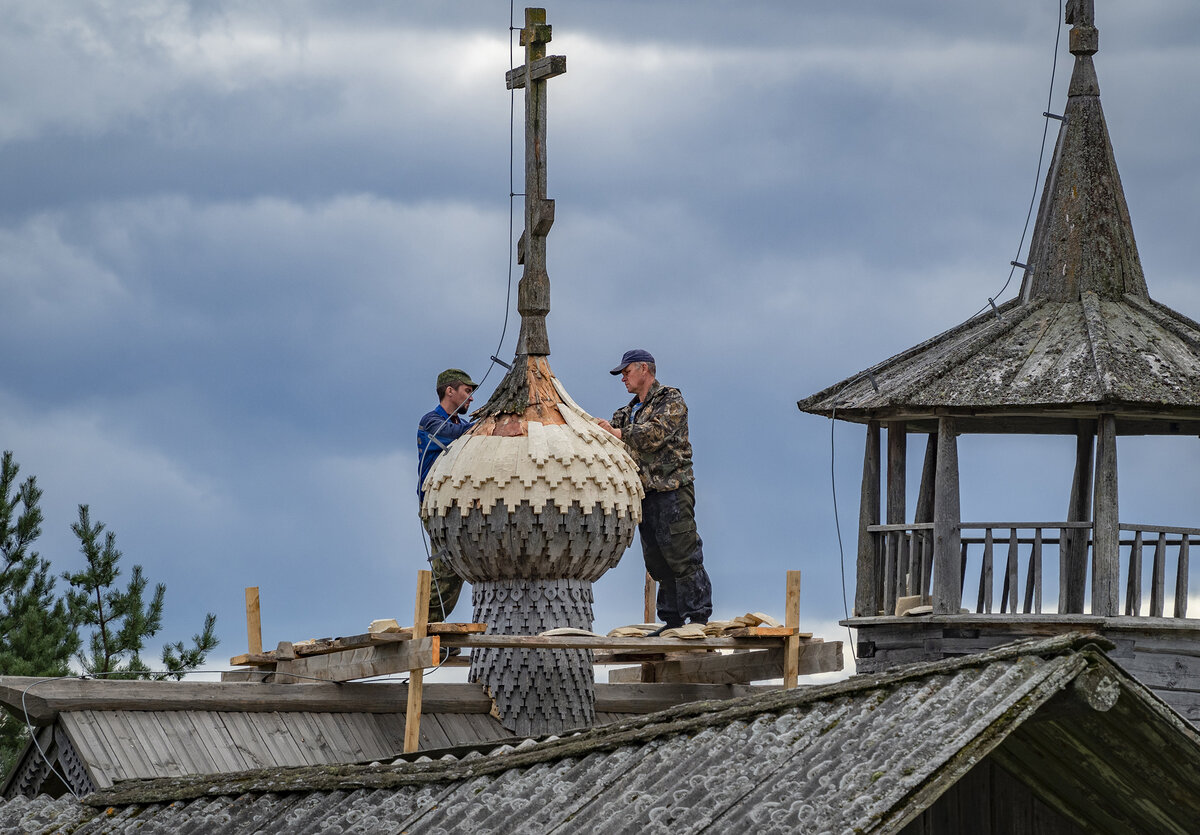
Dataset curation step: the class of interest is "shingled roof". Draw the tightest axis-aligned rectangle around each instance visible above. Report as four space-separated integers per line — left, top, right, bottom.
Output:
3 634 1200 833
798 5 1200 433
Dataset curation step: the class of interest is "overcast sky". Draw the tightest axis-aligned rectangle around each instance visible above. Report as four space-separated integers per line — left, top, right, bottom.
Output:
2 1 1199 680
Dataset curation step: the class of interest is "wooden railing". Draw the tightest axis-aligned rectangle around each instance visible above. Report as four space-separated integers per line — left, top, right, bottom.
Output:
865 522 1199 619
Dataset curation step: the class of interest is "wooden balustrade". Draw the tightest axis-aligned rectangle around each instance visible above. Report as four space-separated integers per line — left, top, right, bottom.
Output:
865 521 1199 619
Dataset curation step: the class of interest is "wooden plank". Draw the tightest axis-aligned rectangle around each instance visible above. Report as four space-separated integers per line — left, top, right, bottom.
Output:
1150 532 1167 618
150 711 215 777
281 711 340 764
123 713 185 778
98 711 155 780
724 626 798 638
784 570 802 688
58 712 119 789
1024 528 1042 614
441 634 792 651
0 677 497 720
404 569 432 754
856 421 882 617
245 586 262 655
644 572 656 624
277 638 437 683
1175 538 1190 618
932 417 961 614
593 683 780 714
219 711 276 770
887 421 907 529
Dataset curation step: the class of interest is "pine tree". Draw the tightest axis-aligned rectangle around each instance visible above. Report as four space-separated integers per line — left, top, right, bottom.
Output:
0 452 78 776
64 505 218 681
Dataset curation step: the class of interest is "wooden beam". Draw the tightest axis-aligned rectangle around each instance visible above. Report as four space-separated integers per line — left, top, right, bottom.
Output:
439 634 796 651
0 678 498 724
274 638 437 683
1093 413 1120 616
594 683 780 713
505 54 566 90
608 641 842 685
404 570 432 754
1062 420 1095 613
932 417 962 614
784 570 802 688
856 421 882 617
245 587 262 655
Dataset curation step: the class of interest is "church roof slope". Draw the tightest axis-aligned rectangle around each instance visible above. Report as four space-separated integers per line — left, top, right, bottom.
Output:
5 634 1200 834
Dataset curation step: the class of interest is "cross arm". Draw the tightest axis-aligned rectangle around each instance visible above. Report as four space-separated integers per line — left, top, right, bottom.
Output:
506 54 567 90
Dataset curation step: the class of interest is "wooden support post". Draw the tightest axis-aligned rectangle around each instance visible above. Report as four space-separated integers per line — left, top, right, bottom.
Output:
915 433 937 598
245 587 262 656
784 570 801 688
886 422 907 527
403 570 432 754
644 572 656 624
1092 414 1119 616
932 417 961 614
1062 420 1094 613
856 421 881 617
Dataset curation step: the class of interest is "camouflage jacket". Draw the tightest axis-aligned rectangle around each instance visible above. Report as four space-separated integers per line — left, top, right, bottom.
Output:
611 381 694 492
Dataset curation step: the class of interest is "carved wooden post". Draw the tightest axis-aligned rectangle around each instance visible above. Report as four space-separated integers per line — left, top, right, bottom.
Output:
932 417 961 614
855 421 881 617
1062 420 1094 613
1092 413 1119 616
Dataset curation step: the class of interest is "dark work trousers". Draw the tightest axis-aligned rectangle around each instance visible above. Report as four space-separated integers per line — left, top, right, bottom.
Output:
427 550 464 623
639 482 713 626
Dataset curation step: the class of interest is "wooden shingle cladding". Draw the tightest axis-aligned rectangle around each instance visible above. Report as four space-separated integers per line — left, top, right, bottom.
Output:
2 635 1199 834
798 295 1200 433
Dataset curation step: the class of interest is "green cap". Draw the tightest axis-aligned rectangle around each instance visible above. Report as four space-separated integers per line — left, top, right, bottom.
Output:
437 368 477 389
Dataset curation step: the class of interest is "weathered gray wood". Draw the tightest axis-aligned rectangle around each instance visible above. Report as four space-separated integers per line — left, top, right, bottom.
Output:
1027 529 1043 614
857 421 882 617
932 417 962 614
1150 532 1167 618
1062 421 1095 614
606 642 841 685
1126 531 1143 616
592 683 779 713
884 532 897 617
978 528 994 615
1175 538 1190 618
0 678 499 724
1002 528 1019 614
887 421 907 526
277 638 437 684
1092 414 1120 616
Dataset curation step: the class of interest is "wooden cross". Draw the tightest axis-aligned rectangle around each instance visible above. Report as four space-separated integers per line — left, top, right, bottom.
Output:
506 8 566 357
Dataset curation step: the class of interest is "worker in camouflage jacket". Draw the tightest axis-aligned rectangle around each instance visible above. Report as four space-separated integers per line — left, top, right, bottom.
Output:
598 349 713 634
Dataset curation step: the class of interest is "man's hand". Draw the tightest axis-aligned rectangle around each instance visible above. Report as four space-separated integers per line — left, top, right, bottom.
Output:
596 419 622 439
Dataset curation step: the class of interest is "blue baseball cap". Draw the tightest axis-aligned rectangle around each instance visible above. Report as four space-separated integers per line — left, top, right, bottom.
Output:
610 349 655 375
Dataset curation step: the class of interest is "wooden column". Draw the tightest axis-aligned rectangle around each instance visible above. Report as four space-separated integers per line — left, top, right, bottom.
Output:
1061 421 1094 613
932 417 961 614
886 422 907 525
914 433 937 524
1092 414 1119 616
855 422 881 617
914 433 938 599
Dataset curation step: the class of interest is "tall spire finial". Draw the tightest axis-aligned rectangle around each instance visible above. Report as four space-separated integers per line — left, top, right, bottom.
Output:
506 8 566 357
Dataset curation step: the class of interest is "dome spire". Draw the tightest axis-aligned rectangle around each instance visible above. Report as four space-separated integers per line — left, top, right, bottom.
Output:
1020 0 1148 303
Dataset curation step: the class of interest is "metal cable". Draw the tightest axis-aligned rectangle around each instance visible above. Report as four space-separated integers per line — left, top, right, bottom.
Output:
968 0 1065 321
